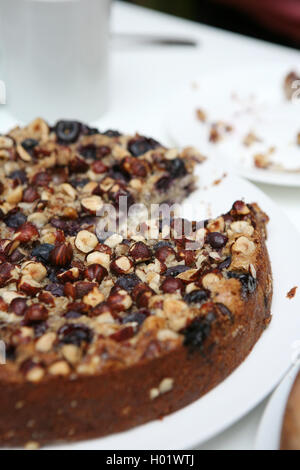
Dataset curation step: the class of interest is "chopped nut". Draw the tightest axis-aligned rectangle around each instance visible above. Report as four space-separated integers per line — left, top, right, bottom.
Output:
61 344 81 364
26 366 45 383
159 377 174 394
59 183 77 200
19 276 42 296
81 195 103 214
35 332 56 353
17 144 32 162
83 286 104 307
48 360 71 376
57 267 80 283
232 236 255 257
21 261 47 282
75 230 98 253
7 186 23 205
110 256 133 275
86 251 110 269
230 221 254 236
157 329 179 341
104 233 123 249
0 136 14 149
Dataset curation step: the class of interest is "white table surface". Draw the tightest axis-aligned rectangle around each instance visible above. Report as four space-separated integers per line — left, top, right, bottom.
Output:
108 1 300 450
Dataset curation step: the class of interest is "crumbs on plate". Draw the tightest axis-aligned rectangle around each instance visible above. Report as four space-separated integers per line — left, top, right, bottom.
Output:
287 286 298 299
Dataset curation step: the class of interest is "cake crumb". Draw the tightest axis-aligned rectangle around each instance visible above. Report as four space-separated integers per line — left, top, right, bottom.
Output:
287 286 298 299
196 108 207 122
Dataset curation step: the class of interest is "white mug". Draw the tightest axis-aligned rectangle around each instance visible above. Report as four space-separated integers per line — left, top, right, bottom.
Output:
0 0 111 123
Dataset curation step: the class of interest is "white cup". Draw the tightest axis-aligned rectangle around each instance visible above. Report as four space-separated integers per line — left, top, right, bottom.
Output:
0 0 111 123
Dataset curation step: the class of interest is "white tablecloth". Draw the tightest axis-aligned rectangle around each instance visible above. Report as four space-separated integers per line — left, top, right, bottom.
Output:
109 1 300 450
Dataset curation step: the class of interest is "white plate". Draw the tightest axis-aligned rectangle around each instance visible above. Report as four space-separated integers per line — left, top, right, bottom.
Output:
47 163 300 450
255 364 300 450
165 62 300 187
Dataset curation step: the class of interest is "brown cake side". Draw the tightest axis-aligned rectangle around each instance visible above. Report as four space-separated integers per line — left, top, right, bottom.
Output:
280 372 300 450
0 201 272 448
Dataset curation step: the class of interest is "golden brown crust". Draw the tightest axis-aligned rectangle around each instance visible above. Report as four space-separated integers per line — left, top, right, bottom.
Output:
280 372 300 450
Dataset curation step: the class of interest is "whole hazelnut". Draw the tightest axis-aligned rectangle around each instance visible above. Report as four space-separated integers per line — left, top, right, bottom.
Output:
50 243 73 267
84 264 107 283
128 242 152 263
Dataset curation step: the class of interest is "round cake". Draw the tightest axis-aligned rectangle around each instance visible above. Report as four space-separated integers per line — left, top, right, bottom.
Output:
0 119 272 447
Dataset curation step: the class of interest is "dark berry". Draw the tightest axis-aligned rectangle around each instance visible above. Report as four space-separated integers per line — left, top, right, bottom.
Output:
32 244 55 263
6 345 16 361
184 289 209 304
33 321 48 338
227 271 257 297
108 164 130 183
21 138 39 154
8 170 28 184
216 303 233 321
115 274 140 292
181 317 212 351
103 129 121 138
81 124 99 136
155 176 172 192
58 323 93 347
4 211 27 229
45 283 64 297
70 177 90 189
55 120 81 144
165 265 190 277
79 144 97 160
128 136 160 157
206 232 228 249
122 309 150 326
167 158 187 179
64 310 84 319
218 256 232 270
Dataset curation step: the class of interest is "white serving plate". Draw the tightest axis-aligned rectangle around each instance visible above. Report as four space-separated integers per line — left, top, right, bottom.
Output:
166 62 300 187
45 162 300 450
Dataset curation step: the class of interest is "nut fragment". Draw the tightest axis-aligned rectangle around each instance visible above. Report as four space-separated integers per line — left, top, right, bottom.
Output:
48 361 71 376
232 236 255 256
0 136 14 149
21 261 47 282
86 251 110 269
81 195 103 214
57 267 80 283
24 304 48 323
26 366 45 383
107 290 133 312
75 230 98 253
110 256 134 275
19 276 42 296
83 286 104 307
35 332 56 353
17 144 32 162
14 222 39 243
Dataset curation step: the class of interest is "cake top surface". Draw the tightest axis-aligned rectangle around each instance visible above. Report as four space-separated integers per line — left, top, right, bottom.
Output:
0 119 265 384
